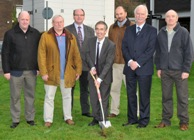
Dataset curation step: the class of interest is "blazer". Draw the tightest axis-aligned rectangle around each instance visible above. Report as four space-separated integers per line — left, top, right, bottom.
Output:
65 24 94 71
85 37 116 84
122 23 157 76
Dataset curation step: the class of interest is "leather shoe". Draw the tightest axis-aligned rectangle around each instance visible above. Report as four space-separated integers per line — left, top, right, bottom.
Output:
108 113 117 118
45 122 52 128
137 124 147 128
155 122 170 128
122 122 138 126
180 124 188 131
82 113 92 117
88 119 98 126
27 121 35 126
65 119 75 125
10 122 19 128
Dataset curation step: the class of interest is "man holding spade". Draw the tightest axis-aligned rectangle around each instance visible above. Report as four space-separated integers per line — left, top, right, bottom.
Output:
85 21 115 126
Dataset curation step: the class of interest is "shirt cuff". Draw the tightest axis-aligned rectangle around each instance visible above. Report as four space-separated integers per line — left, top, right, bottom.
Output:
128 59 133 67
97 77 102 83
91 67 96 71
136 62 141 67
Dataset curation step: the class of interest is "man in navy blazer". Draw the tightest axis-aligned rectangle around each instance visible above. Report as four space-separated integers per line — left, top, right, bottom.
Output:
66 9 94 117
85 21 115 126
122 5 157 128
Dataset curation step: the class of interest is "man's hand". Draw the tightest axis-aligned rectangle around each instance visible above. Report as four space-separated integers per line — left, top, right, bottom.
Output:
42 74 49 81
157 70 161 78
4 73 11 80
36 70 40 76
90 67 97 75
182 72 189 80
75 74 80 80
130 61 138 70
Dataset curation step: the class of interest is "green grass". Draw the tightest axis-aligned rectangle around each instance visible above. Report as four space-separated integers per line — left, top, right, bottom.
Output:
0 65 194 140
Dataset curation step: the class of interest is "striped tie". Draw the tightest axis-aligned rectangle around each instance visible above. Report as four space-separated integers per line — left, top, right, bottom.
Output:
78 26 83 47
137 26 141 36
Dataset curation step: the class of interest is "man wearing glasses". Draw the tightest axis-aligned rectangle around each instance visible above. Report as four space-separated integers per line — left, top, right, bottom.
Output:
66 9 94 117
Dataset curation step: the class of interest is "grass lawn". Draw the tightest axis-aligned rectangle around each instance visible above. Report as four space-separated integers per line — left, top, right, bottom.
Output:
0 66 194 140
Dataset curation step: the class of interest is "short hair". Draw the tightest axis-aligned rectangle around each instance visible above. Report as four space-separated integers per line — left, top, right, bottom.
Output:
134 4 148 16
95 21 108 30
52 15 64 22
116 6 127 12
73 9 85 16
18 11 30 18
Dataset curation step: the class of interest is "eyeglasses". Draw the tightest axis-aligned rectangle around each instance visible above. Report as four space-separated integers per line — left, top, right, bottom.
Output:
74 14 84 17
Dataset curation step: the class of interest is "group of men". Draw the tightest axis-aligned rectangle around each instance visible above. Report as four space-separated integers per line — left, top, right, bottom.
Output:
1 4 193 132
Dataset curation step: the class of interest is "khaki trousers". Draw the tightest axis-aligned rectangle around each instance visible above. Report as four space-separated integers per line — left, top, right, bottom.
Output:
10 71 36 122
44 80 72 123
110 64 126 115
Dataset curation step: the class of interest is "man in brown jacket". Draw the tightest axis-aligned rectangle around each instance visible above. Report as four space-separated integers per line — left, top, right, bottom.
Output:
38 15 82 127
108 6 134 117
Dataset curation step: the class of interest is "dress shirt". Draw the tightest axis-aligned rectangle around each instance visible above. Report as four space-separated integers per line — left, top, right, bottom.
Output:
74 23 84 40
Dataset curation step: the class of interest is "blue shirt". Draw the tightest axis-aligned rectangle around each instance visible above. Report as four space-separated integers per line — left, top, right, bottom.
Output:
56 33 66 79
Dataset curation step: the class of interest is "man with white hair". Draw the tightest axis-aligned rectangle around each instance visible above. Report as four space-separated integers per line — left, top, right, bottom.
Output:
122 5 157 128
38 15 82 127
1 11 40 128
155 9 193 131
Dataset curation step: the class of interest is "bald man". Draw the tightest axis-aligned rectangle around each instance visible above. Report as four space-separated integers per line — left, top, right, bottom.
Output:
155 10 193 131
1 11 40 128
108 6 134 118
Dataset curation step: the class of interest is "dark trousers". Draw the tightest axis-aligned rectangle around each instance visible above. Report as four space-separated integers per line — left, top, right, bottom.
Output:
71 71 90 114
89 80 110 121
126 73 152 125
161 70 189 125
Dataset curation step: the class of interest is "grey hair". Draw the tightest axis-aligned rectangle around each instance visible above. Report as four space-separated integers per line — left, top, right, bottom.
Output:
134 4 148 16
52 15 64 22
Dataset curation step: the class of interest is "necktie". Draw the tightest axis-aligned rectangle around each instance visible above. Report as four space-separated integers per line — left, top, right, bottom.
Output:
95 42 100 75
136 26 141 36
78 26 83 47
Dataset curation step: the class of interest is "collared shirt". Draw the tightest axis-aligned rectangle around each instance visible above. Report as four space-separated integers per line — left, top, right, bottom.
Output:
74 23 84 40
117 18 127 27
55 33 66 79
96 37 105 59
166 27 176 52
136 23 145 33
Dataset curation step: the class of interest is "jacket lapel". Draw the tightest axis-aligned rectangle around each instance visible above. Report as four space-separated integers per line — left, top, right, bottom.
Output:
99 38 108 63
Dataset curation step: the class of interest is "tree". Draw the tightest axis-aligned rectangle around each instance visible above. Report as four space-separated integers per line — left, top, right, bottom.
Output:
115 0 146 17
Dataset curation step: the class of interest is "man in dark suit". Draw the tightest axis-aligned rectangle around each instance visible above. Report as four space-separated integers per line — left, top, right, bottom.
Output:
122 5 157 128
85 21 115 126
66 9 94 117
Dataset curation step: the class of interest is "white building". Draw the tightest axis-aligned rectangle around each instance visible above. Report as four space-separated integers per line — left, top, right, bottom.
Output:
23 0 115 32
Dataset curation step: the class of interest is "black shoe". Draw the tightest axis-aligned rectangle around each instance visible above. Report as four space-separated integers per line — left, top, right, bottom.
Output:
88 119 98 126
10 122 19 128
137 124 147 128
82 113 92 117
122 122 138 126
27 121 36 126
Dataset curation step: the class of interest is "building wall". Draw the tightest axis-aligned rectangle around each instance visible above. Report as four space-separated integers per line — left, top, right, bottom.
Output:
23 0 115 32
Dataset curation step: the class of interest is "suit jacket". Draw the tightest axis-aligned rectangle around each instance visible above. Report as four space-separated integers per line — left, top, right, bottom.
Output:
122 23 157 76
85 37 116 84
65 24 94 71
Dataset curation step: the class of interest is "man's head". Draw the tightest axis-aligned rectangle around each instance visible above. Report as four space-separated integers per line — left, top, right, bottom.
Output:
73 9 85 25
18 11 30 32
165 10 178 27
115 6 127 22
95 21 108 41
134 5 148 26
52 15 64 32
